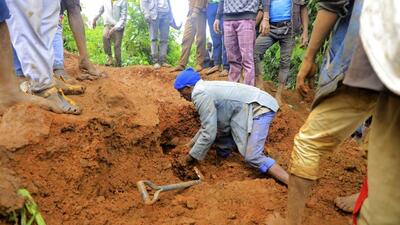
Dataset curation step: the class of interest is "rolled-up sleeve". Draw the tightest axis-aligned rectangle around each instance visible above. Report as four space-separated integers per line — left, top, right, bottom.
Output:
189 92 218 161
317 0 352 18
115 0 128 29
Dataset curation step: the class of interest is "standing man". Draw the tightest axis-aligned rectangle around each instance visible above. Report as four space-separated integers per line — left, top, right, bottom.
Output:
255 0 309 105
174 68 289 185
62 0 105 80
141 0 179 69
173 0 207 72
264 0 398 224
0 0 53 114
205 0 229 76
93 0 128 67
6 0 81 115
214 0 264 86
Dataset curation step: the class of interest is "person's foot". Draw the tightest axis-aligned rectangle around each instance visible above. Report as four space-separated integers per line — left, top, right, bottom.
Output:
54 69 79 85
34 86 82 115
172 65 185 72
153 63 161 69
219 69 229 77
205 65 220 75
18 81 81 115
195 65 204 72
334 193 359 213
265 212 286 225
161 63 171 68
105 56 113 66
78 57 105 79
54 77 86 95
267 164 289 185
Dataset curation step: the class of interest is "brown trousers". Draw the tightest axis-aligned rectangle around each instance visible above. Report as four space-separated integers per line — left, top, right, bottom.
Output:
179 11 207 67
103 25 124 67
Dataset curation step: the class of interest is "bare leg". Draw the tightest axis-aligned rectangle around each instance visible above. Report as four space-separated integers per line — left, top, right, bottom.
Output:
275 83 285 106
0 22 24 109
265 174 314 225
66 6 103 77
267 164 289 185
335 193 359 213
0 22 53 114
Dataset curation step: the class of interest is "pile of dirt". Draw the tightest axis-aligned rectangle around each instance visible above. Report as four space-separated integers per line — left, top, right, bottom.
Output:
0 53 366 225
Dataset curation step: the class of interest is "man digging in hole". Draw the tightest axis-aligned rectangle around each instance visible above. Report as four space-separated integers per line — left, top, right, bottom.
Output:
173 68 289 185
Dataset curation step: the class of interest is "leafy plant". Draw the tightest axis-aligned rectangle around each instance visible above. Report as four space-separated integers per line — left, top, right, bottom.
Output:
4 189 46 225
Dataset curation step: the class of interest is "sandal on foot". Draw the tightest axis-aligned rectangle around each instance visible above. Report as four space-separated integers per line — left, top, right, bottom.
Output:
35 87 82 115
55 77 85 95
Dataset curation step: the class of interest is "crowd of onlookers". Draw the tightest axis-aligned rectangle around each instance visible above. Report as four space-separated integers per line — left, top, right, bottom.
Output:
1 1 400 225
141 0 308 104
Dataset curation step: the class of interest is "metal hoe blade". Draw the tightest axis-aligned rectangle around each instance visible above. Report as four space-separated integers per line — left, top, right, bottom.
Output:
136 167 203 205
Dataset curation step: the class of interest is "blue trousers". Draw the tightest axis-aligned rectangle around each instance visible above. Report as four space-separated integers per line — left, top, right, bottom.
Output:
0 0 9 22
207 2 229 69
148 12 170 64
215 111 276 173
53 24 64 70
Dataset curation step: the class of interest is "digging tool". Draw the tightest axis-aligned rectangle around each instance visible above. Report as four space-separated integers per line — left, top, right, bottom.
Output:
136 167 203 205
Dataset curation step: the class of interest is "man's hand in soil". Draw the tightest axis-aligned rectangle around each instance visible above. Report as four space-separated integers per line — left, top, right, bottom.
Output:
179 155 197 168
296 57 317 98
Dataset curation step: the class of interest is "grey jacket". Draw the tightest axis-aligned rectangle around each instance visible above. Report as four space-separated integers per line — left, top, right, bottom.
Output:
140 0 180 29
189 80 279 161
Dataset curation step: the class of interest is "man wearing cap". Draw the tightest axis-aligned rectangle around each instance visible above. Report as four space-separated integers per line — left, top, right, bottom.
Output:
174 68 289 185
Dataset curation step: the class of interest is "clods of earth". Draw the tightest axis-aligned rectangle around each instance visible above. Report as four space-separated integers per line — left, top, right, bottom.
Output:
0 53 366 225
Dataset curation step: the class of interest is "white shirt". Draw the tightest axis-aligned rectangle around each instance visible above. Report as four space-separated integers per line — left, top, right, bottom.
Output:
95 0 128 30
360 0 400 95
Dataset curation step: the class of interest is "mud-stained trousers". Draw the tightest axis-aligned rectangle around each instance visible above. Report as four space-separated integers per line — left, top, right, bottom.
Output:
103 25 124 67
6 0 59 92
178 10 207 67
357 92 400 225
215 111 276 173
289 85 378 180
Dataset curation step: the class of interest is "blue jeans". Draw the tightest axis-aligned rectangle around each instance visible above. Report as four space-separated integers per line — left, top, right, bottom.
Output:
215 111 276 173
207 2 228 69
148 12 170 64
12 47 23 77
53 24 64 70
0 0 10 22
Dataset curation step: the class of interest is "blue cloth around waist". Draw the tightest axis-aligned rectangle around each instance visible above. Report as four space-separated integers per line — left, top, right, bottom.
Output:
0 0 10 22
269 0 292 22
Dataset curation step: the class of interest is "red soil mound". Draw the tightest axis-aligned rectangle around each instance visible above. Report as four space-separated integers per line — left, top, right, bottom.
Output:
0 53 366 225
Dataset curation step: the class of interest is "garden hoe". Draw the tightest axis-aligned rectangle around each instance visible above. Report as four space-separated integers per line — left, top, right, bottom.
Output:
136 167 203 205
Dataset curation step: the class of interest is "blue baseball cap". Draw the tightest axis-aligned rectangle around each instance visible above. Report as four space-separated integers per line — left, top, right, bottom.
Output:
173 68 201 90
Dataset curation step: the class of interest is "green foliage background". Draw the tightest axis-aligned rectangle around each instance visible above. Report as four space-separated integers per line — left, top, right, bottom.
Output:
63 0 320 88
63 0 182 67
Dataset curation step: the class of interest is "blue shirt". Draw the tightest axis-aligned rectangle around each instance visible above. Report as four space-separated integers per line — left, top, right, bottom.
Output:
269 0 291 22
0 0 10 23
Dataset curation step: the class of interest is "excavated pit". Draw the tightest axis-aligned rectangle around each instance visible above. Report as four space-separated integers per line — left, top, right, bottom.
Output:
0 53 367 225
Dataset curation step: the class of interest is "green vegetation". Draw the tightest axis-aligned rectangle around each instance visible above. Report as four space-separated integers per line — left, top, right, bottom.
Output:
4 189 46 225
63 0 320 88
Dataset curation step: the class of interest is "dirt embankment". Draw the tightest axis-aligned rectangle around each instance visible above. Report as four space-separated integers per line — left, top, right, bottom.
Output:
0 53 366 225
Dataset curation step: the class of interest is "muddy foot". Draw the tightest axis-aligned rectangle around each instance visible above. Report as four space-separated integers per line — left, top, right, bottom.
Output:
265 212 286 225
335 193 359 213
78 58 106 79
